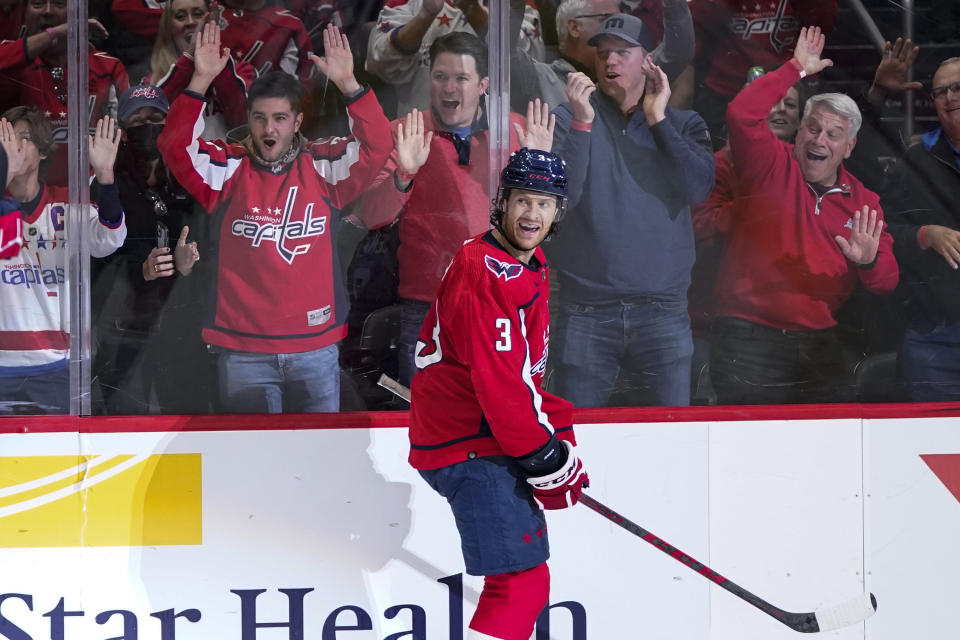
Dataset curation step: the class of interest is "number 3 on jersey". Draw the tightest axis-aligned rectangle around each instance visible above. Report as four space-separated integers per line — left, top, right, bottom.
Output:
495 318 511 351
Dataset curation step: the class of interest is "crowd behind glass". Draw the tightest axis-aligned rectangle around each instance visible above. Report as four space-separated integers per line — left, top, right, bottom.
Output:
1 0 959 415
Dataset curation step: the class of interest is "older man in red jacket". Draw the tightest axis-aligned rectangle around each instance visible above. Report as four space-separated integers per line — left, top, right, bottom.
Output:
709 27 898 405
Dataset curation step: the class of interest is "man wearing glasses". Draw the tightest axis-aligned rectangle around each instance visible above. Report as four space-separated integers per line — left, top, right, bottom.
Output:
509 0 693 113
882 57 960 401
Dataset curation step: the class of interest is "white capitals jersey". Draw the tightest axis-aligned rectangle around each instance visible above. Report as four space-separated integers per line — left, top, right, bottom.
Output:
0 184 126 373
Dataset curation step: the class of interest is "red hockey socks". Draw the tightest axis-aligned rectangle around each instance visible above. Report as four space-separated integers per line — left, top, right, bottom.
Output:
468 562 550 640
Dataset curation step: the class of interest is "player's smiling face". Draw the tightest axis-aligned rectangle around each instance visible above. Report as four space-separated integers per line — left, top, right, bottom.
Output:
248 96 303 163
429 52 489 130
793 105 855 186
170 0 209 55
496 188 558 261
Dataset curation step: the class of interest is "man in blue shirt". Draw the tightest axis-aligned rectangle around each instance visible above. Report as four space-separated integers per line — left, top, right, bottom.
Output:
549 13 714 407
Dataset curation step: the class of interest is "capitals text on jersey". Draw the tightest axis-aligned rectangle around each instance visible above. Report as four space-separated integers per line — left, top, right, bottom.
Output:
230 186 328 264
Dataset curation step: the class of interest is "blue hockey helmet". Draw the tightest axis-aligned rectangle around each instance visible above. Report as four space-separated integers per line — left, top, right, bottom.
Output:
500 147 567 199
491 148 568 235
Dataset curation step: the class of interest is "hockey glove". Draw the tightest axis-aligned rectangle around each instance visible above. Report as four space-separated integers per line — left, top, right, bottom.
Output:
526 440 589 510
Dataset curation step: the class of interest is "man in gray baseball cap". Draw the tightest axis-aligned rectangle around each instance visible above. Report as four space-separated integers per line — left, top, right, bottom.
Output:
587 11 654 50
509 1 694 114
547 11 714 409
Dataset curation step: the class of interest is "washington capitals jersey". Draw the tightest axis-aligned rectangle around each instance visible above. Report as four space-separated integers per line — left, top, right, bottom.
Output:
408 232 575 471
692 0 837 97
0 185 126 372
0 48 129 185
215 5 313 79
157 88 392 354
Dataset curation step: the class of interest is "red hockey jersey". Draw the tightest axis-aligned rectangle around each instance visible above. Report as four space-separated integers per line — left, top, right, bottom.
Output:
0 46 129 185
692 0 837 97
109 0 163 40
216 5 313 79
158 88 392 353
409 232 575 471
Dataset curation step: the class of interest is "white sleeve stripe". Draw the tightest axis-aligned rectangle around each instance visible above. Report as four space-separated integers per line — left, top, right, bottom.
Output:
186 109 242 191
155 63 176 87
518 308 554 434
0 216 21 253
280 37 300 76
311 136 362 185
414 301 443 370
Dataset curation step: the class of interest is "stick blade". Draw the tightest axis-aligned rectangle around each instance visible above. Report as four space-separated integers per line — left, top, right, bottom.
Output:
813 593 877 632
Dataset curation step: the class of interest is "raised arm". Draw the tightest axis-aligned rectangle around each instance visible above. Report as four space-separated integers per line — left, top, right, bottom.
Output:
307 24 362 98
86 117 127 258
351 111 431 230
0 120 24 259
641 56 714 205
652 0 695 83
302 25 392 209
185 21 232 96
366 0 440 84
728 28 832 182
551 73 595 209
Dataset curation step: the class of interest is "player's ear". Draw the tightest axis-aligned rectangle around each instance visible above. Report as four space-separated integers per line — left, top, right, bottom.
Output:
294 112 304 132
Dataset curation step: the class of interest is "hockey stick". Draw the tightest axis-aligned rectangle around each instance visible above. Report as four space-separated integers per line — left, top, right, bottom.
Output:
579 493 877 633
377 374 411 403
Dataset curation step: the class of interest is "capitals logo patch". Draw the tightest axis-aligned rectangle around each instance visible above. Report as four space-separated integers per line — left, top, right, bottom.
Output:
485 255 523 281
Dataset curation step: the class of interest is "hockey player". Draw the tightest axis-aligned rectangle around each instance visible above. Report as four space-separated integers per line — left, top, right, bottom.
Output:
158 21 392 413
409 148 588 640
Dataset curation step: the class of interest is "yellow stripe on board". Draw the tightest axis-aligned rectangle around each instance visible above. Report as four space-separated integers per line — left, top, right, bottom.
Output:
0 454 202 548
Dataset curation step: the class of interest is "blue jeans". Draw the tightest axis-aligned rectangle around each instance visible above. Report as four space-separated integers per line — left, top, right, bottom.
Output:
899 319 960 402
218 344 340 413
0 362 69 414
398 299 431 388
552 294 692 407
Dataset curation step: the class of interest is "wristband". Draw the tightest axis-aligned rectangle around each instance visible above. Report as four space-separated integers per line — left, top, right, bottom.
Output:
45 27 59 45
394 168 416 192
789 58 807 79
571 119 593 132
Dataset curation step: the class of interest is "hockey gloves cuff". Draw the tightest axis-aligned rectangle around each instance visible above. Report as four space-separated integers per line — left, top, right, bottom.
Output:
526 441 588 510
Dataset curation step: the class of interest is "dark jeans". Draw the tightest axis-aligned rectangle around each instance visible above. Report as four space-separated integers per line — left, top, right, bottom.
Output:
899 319 960 402
398 298 431 388
710 317 850 405
551 294 693 407
0 363 69 414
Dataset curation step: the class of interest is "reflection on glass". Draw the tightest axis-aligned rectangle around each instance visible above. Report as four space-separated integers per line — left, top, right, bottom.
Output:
3 1 959 415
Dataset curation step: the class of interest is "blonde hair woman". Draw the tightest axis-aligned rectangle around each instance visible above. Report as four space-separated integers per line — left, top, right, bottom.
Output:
149 0 254 138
